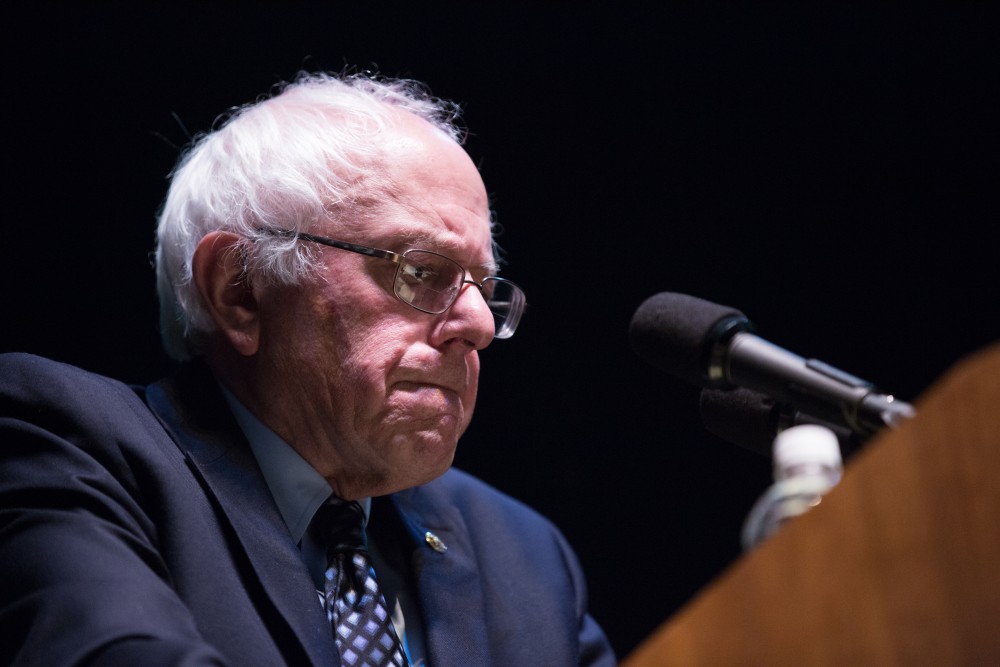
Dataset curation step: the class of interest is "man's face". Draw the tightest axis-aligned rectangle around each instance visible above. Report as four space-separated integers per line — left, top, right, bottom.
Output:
249 114 497 499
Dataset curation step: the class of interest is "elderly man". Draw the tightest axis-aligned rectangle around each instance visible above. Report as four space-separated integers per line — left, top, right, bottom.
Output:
0 72 615 665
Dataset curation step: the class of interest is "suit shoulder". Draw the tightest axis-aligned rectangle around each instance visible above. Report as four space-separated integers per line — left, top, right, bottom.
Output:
424 467 563 533
1 352 138 397
0 352 153 430
430 467 524 505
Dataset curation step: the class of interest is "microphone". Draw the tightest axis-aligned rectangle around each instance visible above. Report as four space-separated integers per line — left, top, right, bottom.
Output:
698 386 862 459
629 292 915 437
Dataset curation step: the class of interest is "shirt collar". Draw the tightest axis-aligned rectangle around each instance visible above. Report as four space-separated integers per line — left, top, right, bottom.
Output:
217 382 370 543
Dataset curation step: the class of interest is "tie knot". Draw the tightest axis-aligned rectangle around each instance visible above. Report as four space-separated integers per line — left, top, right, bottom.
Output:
312 497 367 558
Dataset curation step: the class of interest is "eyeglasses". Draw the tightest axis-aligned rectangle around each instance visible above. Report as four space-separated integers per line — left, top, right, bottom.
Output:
257 228 526 339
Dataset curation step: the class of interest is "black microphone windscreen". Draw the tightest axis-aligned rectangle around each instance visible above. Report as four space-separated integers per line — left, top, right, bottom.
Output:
628 292 748 386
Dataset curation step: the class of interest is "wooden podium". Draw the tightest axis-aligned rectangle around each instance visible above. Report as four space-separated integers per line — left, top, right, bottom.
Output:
622 342 1000 666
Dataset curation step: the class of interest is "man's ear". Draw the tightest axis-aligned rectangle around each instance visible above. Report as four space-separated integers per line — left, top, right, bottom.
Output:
191 231 261 356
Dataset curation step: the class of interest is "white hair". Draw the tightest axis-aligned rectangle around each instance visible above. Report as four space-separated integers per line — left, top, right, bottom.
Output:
154 71 469 361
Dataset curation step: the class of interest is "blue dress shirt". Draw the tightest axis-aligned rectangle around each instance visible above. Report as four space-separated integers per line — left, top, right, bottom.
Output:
219 384 428 665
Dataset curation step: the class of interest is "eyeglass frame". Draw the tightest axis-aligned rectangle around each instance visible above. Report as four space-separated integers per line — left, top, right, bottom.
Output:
254 227 526 339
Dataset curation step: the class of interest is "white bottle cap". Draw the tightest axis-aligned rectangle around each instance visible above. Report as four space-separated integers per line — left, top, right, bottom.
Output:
772 424 843 480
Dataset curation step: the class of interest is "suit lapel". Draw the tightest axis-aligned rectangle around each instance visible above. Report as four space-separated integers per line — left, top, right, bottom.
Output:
145 363 337 666
388 482 492 666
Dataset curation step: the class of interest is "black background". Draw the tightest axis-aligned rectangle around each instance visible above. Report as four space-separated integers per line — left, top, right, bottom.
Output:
3 3 999 659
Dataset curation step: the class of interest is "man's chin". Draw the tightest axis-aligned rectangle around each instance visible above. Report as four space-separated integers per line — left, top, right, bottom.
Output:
404 430 459 481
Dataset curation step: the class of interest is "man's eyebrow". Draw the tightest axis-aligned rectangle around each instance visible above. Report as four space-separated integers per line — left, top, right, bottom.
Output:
389 232 499 273
391 231 443 248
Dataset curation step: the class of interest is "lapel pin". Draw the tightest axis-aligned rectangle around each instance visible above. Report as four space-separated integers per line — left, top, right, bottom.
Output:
424 531 448 553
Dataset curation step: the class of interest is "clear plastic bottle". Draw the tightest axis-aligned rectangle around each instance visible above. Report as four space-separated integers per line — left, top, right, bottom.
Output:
741 424 844 551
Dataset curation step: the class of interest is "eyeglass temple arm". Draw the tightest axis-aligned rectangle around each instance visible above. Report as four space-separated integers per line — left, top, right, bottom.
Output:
256 228 404 265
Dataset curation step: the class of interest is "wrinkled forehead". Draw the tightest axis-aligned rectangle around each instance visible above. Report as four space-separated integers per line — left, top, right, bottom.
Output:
353 204 497 272
329 110 495 265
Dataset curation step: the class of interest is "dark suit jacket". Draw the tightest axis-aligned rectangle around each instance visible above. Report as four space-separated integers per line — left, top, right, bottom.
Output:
0 353 615 666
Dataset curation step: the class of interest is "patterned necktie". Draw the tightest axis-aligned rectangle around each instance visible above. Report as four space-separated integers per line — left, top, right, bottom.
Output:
313 497 408 667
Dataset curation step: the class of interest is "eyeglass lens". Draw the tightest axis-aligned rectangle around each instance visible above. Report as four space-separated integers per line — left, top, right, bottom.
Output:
394 250 524 339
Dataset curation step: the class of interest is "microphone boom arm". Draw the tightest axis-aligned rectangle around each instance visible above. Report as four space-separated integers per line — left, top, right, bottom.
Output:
722 333 915 436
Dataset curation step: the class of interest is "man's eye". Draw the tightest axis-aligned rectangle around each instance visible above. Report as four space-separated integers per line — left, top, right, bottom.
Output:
401 263 437 282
